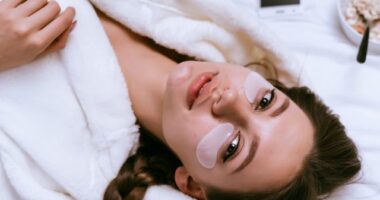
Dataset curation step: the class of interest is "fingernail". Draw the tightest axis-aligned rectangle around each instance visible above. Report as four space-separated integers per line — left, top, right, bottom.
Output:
69 20 77 32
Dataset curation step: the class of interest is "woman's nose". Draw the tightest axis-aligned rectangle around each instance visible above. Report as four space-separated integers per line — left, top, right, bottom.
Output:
212 87 248 125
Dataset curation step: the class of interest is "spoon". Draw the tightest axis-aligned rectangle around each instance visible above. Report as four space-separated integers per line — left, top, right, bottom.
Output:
356 15 380 63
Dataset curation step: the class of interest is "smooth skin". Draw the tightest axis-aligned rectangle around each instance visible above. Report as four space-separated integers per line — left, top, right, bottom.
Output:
0 0 76 71
163 62 314 198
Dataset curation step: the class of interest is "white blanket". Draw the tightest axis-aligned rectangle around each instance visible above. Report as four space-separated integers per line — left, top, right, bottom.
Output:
1 0 378 200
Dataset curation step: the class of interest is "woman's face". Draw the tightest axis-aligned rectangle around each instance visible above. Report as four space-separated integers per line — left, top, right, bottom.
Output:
162 61 314 193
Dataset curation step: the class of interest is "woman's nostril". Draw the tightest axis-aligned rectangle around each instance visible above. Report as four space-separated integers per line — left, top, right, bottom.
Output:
212 88 222 100
224 89 236 101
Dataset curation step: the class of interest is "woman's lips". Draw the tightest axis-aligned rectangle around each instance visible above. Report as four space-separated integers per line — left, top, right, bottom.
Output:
187 72 217 109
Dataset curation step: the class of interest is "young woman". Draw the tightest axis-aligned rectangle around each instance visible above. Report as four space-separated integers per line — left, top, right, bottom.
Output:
97 10 361 200
1 1 361 199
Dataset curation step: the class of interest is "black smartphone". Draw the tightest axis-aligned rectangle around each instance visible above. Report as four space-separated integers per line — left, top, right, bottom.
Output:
259 0 303 17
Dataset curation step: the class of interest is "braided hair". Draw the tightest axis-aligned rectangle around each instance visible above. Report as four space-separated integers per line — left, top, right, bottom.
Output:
103 126 181 200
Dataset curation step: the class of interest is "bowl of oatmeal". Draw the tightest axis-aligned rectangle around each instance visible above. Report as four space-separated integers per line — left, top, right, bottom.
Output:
338 0 380 53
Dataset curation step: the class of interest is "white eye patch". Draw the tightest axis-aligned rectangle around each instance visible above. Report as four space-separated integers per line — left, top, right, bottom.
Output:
244 72 273 103
196 123 234 169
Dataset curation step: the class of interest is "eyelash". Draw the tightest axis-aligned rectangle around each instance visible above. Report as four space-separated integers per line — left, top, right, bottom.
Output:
255 89 276 111
222 90 275 163
223 134 240 162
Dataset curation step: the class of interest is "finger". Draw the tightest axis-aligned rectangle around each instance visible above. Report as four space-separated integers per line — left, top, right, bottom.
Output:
1 0 24 8
28 1 60 30
16 0 48 17
37 7 75 50
43 24 73 53
36 21 75 59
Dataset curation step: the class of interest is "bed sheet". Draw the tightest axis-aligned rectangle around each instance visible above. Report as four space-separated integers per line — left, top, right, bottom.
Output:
251 0 380 199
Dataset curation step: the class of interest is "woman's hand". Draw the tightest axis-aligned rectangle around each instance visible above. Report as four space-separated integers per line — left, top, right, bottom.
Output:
0 0 76 71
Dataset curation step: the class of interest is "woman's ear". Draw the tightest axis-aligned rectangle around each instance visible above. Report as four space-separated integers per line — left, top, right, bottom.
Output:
175 166 206 200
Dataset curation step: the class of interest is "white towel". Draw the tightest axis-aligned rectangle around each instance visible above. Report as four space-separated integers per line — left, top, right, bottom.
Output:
91 0 302 86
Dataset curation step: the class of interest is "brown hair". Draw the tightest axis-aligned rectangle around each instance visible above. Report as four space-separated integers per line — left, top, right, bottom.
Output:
202 81 361 200
103 80 361 200
103 127 181 200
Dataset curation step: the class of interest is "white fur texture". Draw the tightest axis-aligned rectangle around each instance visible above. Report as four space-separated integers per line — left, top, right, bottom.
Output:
144 185 195 200
91 0 301 85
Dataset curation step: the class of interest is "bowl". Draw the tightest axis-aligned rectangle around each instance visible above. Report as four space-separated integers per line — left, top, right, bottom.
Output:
337 0 380 54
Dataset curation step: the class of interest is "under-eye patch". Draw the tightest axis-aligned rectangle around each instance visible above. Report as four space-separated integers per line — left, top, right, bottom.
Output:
196 123 234 169
244 72 272 103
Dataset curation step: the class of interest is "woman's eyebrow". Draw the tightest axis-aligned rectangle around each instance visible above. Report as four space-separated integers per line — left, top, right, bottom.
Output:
232 136 259 174
270 98 290 117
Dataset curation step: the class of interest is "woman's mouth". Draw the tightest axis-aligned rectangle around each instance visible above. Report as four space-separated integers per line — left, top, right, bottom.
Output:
187 72 217 109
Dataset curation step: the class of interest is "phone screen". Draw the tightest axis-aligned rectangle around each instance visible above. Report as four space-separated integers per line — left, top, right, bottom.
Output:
260 0 300 7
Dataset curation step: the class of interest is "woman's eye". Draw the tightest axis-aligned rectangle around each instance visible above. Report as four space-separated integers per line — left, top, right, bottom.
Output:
255 89 275 111
223 135 240 162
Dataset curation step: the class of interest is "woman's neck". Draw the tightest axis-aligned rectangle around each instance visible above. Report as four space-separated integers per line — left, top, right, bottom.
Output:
98 12 177 141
